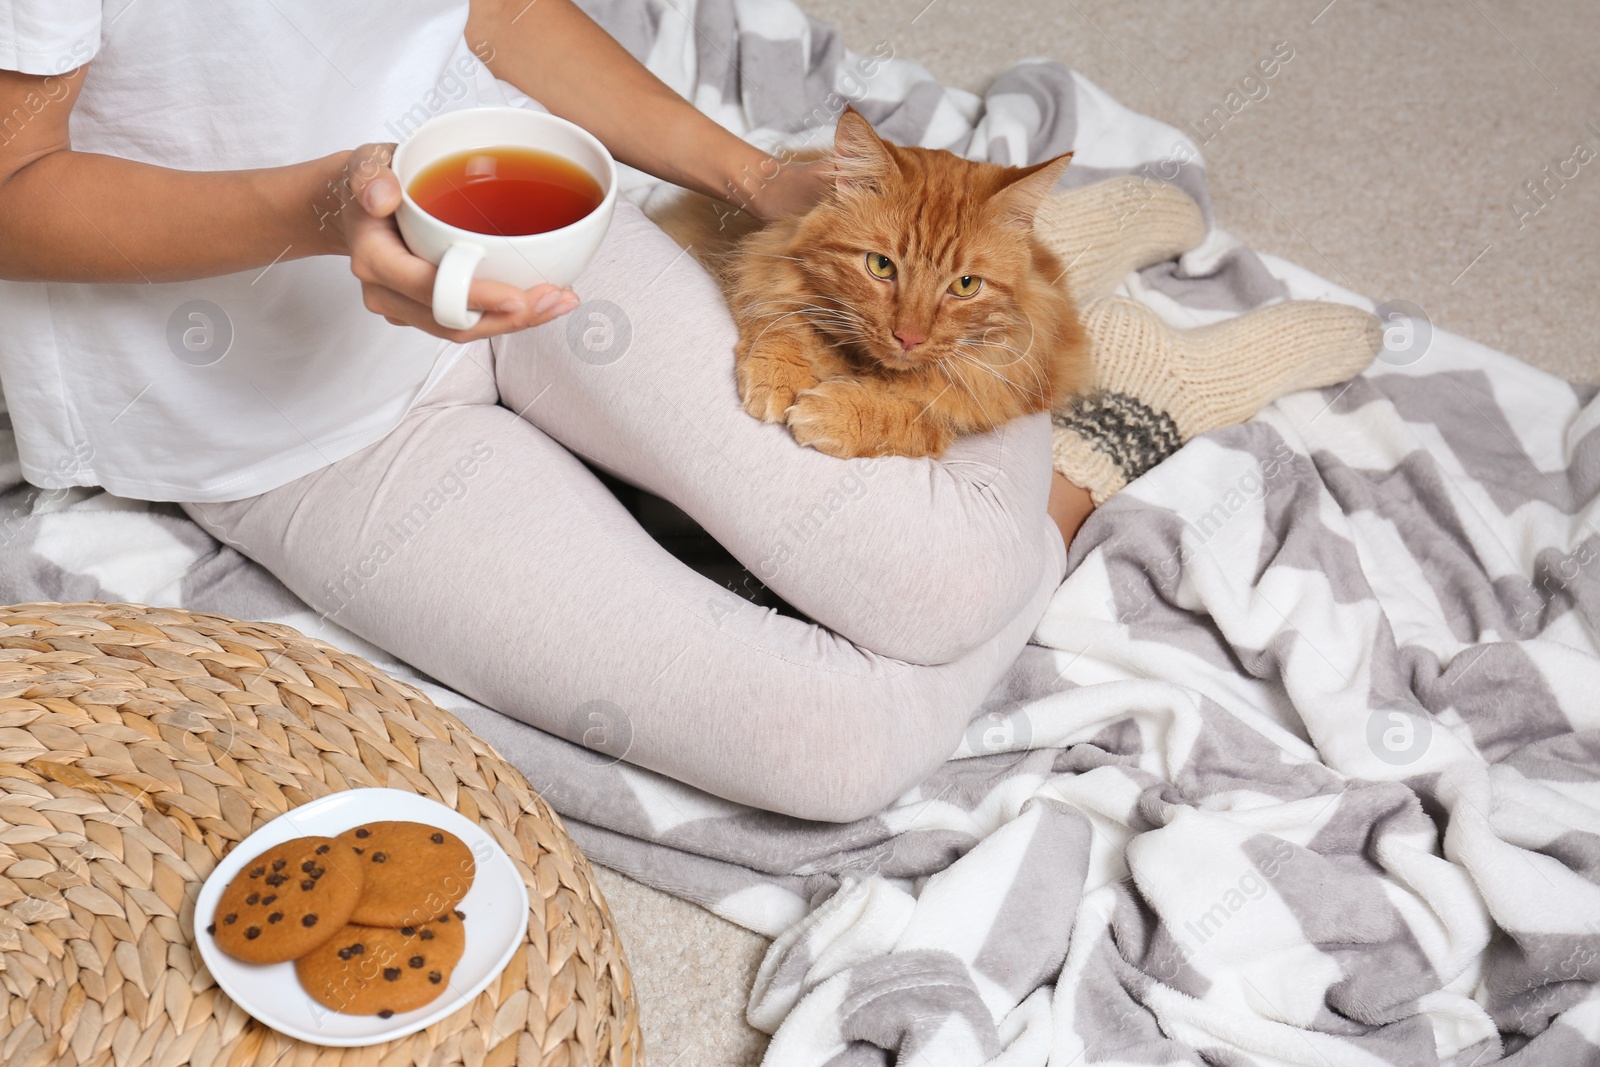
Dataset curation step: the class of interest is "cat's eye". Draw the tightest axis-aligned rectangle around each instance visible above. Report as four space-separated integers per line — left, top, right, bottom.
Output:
948 275 983 298
865 253 897 280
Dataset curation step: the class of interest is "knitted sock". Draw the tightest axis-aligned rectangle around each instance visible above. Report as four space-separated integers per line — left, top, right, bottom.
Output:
1033 177 1208 304
1052 297 1382 504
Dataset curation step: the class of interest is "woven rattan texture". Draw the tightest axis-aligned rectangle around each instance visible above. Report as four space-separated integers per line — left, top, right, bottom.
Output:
0 602 641 1067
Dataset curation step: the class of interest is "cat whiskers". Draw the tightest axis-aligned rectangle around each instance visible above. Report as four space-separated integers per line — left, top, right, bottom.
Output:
743 312 814 345
925 352 1006 428
741 298 861 327
752 299 874 347
947 350 1048 412
801 299 871 336
954 325 1049 398
740 301 855 344
911 382 957 425
951 339 1048 401
956 324 1037 369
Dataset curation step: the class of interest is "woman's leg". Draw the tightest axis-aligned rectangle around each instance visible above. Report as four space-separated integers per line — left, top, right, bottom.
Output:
493 198 1068 666
183 352 1061 823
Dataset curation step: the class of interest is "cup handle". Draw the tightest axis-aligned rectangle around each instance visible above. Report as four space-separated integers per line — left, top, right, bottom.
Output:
431 242 487 331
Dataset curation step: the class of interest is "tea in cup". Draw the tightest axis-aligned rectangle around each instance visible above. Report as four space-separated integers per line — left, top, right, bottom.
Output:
392 108 618 330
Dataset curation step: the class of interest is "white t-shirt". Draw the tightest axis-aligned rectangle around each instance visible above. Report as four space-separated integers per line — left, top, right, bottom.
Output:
0 1 540 501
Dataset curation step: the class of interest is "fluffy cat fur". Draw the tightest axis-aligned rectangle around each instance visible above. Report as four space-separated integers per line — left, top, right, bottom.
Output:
654 105 1090 459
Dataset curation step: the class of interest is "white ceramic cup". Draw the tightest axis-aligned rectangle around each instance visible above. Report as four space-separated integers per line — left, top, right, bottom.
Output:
392 107 618 331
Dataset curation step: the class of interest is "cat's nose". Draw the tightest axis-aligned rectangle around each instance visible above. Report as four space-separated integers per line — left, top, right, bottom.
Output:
894 330 925 351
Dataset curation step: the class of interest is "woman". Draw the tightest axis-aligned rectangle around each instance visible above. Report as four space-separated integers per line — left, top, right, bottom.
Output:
0 0 1099 822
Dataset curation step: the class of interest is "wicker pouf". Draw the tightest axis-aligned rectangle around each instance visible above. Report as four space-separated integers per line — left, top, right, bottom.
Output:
0 602 641 1067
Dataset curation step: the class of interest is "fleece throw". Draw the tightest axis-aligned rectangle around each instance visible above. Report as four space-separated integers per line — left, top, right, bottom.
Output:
3 1 1599 1063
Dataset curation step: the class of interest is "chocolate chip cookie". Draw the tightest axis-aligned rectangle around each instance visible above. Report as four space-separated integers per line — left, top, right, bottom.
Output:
295 916 468 1016
335 821 475 927
209 836 366 964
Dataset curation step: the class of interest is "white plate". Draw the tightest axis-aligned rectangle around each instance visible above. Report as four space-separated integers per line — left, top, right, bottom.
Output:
193 788 529 1047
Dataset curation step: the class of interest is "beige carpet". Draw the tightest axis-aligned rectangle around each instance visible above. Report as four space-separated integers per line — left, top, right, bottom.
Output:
596 2 1600 1063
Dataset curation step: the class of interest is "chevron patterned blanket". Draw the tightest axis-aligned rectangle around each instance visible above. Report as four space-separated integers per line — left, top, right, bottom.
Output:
2 1 1597 1063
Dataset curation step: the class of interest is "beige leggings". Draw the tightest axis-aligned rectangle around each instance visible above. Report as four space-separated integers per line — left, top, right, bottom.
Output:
183 199 1068 822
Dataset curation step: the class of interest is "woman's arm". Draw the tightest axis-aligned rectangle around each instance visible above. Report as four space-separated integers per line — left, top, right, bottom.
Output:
466 0 830 220
0 67 343 282
0 5 824 331
0 68 568 339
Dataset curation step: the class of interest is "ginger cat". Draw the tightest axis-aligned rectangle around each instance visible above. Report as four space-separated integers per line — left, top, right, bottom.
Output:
666 105 1090 459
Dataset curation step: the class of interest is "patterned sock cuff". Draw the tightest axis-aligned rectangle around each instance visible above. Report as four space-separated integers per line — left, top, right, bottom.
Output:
1051 426 1126 507
1050 390 1184 504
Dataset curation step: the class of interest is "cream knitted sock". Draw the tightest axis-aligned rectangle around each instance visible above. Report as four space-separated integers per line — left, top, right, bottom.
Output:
1052 297 1382 504
1033 177 1208 304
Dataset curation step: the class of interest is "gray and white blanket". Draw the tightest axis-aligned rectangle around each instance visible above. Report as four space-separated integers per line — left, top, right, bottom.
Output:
4 1 1599 1063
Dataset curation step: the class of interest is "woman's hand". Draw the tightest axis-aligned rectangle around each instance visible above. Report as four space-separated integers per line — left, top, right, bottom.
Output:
328 144 580 342
469 0 844 228
736 156 836 223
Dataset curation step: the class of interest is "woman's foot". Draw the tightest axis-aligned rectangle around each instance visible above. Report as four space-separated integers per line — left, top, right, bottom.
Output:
1032 177 1208 305
1052 297 1382 504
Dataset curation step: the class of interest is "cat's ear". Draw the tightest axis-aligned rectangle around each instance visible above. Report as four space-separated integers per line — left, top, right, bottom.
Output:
991 151 1074 229
832 105 894 195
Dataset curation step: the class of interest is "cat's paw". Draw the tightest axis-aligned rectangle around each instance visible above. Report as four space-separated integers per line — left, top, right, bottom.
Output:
787 379 953 459
786 383 866 458
740 378 800 423
736 356 818 423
